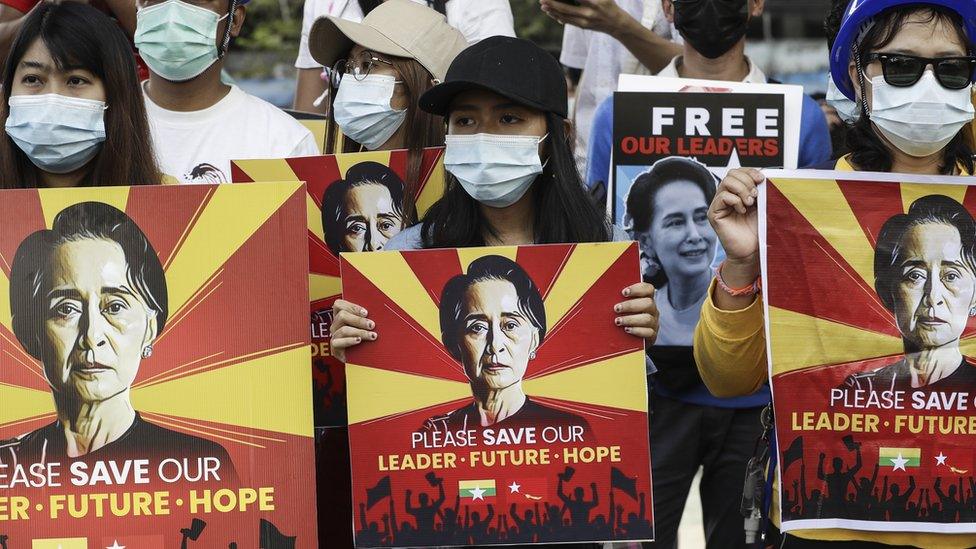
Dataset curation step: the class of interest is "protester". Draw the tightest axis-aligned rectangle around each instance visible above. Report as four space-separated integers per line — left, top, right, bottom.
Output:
329 35 658 374
294 0 514 113
586 0 833 190
136 0 317 184
560 1 827 546
307 0 466 196
306 9 465 548
696 0 976 545
543 0 682 172
0 2 160 189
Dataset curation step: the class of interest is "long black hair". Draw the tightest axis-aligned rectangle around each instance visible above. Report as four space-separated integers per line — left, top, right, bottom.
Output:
847 5 975 175
420 111 613 248
0 2 161 188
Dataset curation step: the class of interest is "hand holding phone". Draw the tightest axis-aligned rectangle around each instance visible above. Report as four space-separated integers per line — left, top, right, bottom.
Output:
540 0 626 34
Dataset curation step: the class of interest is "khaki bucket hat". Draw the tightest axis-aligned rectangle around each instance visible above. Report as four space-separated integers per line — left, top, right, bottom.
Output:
309 0 467 82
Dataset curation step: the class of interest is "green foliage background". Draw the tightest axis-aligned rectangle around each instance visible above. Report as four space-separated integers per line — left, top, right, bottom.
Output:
235 0 303 51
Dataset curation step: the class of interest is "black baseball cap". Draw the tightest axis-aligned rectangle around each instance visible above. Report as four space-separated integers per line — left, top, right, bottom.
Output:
419 36 568 119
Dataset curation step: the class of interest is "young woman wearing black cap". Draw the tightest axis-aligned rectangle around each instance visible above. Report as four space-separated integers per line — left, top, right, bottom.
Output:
330 35 658 365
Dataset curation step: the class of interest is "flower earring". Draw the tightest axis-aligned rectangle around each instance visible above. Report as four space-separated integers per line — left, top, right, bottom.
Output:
142 345 153 359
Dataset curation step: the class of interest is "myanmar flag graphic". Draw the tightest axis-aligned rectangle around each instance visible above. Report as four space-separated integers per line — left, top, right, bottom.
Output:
459 480 497 500
32 539 88 549
879 447 921 470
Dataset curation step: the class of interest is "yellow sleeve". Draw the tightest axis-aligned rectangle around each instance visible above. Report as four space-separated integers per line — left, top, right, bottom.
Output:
693 278 767 398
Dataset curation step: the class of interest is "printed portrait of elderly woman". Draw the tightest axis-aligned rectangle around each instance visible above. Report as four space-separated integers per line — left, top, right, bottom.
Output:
624 156 718 346
4 201 235 474
841 195 976 394
320 161 413 255
423 255 591 434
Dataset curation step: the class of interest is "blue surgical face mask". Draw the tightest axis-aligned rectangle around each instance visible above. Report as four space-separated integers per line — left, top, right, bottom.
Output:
444 133 547 208
134 0 230 82
5 94 107 174
333 74 407 150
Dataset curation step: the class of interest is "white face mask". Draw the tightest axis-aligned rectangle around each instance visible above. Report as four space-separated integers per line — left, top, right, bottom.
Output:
444 133 546 209
867 71 975 158
333 74 406 150
826 74 859 124
5 94 107 174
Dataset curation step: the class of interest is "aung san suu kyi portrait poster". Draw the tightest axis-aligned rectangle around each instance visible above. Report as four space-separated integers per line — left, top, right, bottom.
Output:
231 148 445 428
760 170 976 534
340 242 653 547
0 184 316 547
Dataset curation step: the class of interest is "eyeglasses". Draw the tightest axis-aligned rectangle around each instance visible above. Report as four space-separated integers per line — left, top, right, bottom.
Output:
326 50 398 88
865 53 976 90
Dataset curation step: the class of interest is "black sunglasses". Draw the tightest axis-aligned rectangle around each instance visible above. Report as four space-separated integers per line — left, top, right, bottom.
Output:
865 53 976 90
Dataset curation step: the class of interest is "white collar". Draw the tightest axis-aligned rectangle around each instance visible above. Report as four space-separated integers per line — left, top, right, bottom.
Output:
657 55 767 84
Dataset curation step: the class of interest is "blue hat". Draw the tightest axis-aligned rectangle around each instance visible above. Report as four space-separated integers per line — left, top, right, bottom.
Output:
829 0 976 100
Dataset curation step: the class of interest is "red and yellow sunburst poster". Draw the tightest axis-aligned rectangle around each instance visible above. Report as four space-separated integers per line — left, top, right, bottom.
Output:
231 148 445 428
762 170 976 533
340 242 653 547
0 183 317 547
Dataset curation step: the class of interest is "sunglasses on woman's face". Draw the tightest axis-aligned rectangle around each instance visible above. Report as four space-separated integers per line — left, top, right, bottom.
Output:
865 53 976 90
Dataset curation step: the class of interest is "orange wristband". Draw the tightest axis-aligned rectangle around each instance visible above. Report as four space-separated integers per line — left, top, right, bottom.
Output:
715 260 761 297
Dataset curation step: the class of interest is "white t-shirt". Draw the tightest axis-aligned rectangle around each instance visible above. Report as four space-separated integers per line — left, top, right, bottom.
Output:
656 55 767 83
561 0 676 168
295 0 515 69
144 84 319 184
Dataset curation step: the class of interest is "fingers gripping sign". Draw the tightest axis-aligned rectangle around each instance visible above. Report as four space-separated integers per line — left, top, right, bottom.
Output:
330 299 377 363
615 282 659 344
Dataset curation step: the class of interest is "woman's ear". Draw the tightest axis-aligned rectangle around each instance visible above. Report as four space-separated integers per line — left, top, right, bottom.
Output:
637 231 660 279
144 309 159 348
636 230 656 259
530 328 540 356
848 60 867 108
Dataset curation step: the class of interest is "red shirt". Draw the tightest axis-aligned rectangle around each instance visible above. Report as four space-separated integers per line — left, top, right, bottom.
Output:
5 0 149 80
